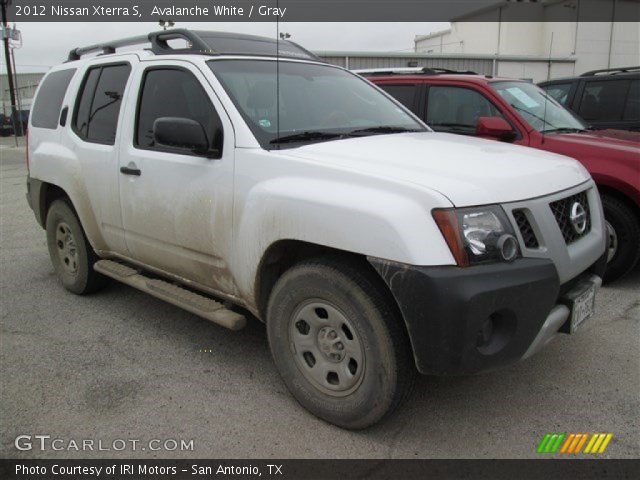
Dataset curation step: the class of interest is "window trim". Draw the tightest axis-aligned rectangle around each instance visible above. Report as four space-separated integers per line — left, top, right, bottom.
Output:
424 84 522 141
133 65 224 159
71 61 132 146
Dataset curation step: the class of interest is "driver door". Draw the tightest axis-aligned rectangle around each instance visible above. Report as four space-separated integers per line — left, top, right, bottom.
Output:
117 60 237 295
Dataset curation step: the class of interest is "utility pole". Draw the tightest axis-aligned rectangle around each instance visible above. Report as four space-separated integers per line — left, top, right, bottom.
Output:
1 0 20 143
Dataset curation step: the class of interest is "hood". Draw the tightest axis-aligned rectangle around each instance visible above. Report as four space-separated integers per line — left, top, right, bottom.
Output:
279 132 590 207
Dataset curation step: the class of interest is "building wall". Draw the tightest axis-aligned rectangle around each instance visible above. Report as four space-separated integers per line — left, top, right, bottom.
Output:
414 0 639 78
1 73 45 111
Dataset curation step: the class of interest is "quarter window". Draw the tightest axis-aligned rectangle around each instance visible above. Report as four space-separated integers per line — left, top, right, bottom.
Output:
426 86 504 134
74 64 131 144
135 68 223 155
31 69 76 129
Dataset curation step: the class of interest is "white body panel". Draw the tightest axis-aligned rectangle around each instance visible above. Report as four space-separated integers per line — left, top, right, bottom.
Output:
28 54 596 314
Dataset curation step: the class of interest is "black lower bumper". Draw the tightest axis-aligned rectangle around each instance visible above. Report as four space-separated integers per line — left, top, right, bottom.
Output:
369 256 603 375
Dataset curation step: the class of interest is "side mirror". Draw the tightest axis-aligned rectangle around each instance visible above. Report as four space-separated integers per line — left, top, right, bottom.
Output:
153 117 218 156
476 116 516 141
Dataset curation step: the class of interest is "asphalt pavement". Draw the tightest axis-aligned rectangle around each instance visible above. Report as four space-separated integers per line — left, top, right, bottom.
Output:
1 138 638 459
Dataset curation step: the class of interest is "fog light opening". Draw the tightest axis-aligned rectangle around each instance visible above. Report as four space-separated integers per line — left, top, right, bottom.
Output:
476 310 516 355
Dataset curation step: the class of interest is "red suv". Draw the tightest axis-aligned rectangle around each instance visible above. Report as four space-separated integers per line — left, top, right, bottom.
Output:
363 68 640 281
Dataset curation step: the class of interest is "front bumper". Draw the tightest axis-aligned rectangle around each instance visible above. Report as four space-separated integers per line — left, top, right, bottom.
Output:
369 253 607 375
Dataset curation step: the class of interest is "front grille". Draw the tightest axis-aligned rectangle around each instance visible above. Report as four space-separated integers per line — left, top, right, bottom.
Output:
513 209 539 248
549 191 591 244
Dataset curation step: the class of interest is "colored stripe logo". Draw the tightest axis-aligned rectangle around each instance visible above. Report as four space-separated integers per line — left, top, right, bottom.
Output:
537 433 613 454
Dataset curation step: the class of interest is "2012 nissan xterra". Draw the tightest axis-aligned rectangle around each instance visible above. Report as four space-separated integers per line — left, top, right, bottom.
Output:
26 30 607 429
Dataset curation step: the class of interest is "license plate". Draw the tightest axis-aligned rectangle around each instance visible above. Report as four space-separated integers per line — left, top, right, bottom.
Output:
566 283 597 333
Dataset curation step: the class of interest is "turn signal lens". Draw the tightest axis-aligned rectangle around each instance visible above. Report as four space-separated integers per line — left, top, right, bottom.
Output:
433 209 469 267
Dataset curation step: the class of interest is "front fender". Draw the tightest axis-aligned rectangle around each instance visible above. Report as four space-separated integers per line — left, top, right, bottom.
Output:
231 176 455 307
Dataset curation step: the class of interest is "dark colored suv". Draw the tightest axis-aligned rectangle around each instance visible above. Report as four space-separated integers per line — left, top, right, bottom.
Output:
539 67 639 132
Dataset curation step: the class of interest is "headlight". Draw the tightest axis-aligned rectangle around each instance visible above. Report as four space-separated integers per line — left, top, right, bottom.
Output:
433 205 520 266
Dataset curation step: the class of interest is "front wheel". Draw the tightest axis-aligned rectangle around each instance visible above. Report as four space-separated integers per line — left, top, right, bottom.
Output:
267 257 415 429
601 194 640 283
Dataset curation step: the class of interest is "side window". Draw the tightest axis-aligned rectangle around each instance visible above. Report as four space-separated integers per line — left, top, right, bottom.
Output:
542 83 572 106
578 79 630 122
136 68 223 155
379 84 418 111
31 69 76 129
74 64 131 144
623 79 639 121
426 86 504 133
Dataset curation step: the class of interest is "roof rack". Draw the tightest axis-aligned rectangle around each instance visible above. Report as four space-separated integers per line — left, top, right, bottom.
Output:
354 67 478 76
580 66 640 77
67 28 324 63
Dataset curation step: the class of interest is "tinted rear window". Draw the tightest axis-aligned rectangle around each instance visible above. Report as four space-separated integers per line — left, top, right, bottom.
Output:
31 69 76 129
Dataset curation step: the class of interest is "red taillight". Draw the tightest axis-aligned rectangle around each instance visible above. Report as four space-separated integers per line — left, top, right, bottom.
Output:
25 129 29 172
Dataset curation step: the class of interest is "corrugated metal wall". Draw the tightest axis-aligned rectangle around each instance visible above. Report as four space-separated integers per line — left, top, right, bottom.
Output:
1 73 45 109
320 55 494 75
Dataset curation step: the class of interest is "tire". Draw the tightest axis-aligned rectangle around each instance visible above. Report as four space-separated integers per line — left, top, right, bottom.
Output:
601 194 640 283
46 199 108 294
266 256 415 429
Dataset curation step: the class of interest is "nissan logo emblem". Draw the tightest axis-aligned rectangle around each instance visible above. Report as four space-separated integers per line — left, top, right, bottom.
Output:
570 201 588 234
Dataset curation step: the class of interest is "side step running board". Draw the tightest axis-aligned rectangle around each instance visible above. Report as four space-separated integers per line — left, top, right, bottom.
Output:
94 260 246 331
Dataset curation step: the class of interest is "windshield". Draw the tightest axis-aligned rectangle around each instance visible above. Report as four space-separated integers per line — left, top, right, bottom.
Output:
208 59 425 148
491 81 587 133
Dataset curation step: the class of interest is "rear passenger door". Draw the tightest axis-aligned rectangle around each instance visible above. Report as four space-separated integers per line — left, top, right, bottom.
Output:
64 59 135 254
117 60 238 295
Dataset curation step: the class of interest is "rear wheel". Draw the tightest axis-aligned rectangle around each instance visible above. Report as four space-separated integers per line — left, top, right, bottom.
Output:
601 194 640 283
267 257 415 429
46 199 108 294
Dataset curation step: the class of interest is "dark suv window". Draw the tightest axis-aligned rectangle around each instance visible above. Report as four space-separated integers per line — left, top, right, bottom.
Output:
31 69 76 129
74 64 131 144
426 85 504 134
135 68 223 155
378 84 418 109
578 79 630 122
542 83 572 106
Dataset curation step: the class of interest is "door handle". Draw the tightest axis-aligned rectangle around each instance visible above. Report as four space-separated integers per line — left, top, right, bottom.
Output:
120 165 141 176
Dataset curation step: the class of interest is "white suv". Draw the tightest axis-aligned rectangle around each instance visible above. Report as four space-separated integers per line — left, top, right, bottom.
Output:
26 29 607 429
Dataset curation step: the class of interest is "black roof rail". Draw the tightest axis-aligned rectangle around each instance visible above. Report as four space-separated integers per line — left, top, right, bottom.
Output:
67 28 324 63
580 66 640 77
357 67 477 76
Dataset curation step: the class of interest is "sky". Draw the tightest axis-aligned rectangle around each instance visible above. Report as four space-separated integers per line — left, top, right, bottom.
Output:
0 22 449 74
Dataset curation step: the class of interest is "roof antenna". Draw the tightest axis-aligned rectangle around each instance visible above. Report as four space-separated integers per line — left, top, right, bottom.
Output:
542 32 553 145
275 0 280 149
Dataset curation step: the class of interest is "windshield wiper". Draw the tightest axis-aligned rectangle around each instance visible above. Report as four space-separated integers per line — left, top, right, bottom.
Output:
540 127 588 134
347 126 422 136
269 131 345 145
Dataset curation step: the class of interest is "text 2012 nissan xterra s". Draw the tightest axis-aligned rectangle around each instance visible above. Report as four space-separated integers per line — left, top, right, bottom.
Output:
26 30 607 429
